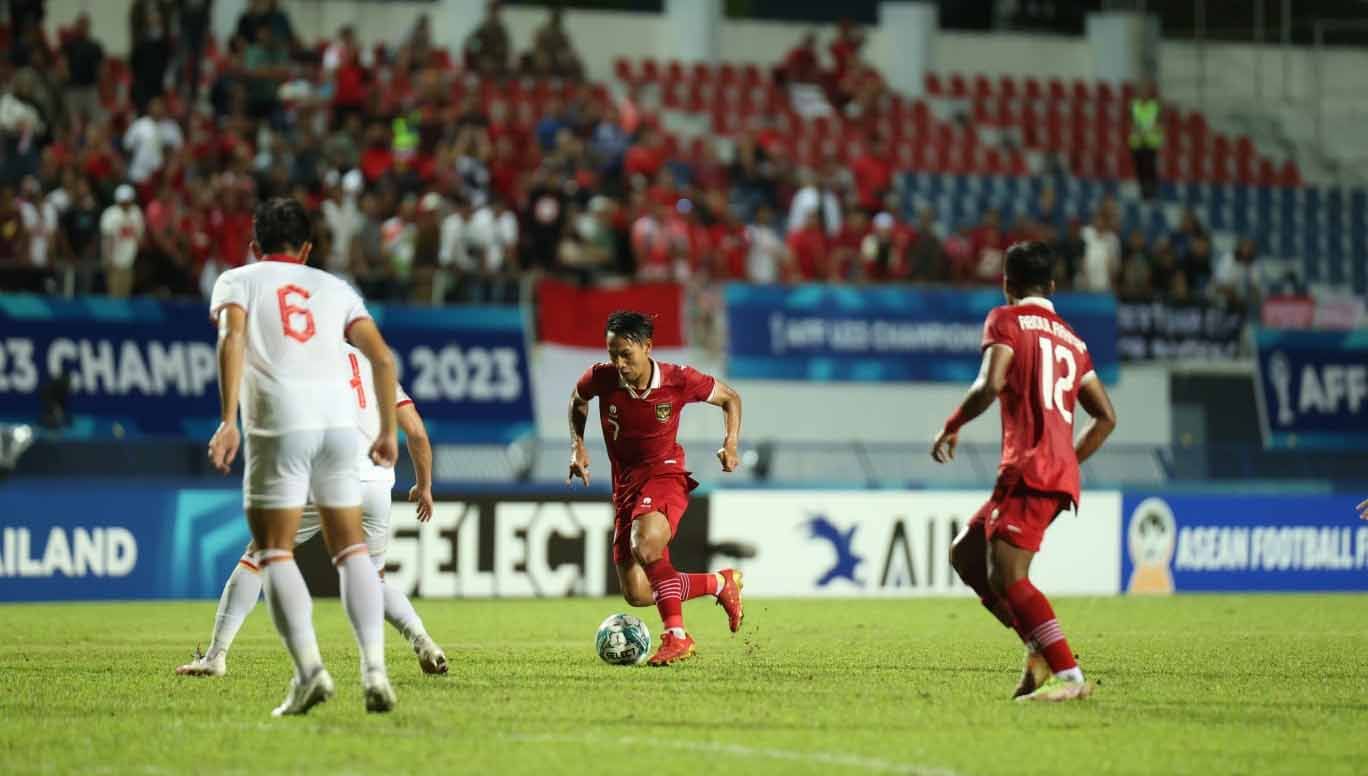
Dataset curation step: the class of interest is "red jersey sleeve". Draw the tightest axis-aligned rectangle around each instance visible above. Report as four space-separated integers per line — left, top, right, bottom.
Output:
1077 343 1097 383
981 306 1018 352
574 364 607 401
679 365 717 404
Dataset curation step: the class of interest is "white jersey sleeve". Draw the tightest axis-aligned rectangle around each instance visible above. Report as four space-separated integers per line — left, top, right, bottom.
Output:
209 270 247 321
347 345 414 485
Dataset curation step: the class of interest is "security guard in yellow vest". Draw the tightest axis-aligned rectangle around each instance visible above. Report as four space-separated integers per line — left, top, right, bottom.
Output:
1129 79 1162 200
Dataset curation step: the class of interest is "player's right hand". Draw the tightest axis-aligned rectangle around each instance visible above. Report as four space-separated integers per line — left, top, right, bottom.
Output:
567 444 591 487
930 427 958 464
207 421 240 474
370 433 398 468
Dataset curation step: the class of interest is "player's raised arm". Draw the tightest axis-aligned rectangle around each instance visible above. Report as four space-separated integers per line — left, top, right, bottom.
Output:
706 379 742 472
346 318 398 467
932 343 1013 463
398 402 434 522
208 304 246 473
567 387 591 487
1073 373 1117 464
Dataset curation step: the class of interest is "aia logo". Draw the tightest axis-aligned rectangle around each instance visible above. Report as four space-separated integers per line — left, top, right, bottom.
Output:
805 513 864 587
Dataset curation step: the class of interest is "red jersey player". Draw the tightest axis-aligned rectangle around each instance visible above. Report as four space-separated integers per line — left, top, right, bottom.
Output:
932 241 1118 702
569 311 745 666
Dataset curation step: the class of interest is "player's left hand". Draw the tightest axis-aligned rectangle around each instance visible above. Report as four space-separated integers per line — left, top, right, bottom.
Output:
717 443 740 472
1358 499 1368 521
931 427 958 464
409 485 434 522
207 421 240 474
370 433 398 468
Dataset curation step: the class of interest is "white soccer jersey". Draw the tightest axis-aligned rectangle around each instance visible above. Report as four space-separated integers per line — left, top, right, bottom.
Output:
209 257 371 436
343 345 412 485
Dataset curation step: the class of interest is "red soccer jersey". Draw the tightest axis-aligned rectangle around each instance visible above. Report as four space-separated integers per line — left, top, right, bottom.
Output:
981 297 1096 505
575 360 716 507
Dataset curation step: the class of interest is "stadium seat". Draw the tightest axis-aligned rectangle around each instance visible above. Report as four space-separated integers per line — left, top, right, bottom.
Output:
924 72 943 96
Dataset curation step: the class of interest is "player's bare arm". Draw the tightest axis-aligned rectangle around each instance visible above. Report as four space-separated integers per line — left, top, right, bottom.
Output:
932 343 1013 463
567 389 591 486
399 402 434 522
706 379 743 472
347 318 399 468
208 304 246 474
1074 374 1117 464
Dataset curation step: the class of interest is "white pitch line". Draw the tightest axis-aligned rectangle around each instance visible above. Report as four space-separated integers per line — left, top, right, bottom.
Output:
504 733 963 776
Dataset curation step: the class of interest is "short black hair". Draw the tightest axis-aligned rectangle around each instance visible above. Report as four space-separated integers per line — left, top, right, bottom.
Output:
1004 241 1056 297
253 197 313 254
605 310 654 344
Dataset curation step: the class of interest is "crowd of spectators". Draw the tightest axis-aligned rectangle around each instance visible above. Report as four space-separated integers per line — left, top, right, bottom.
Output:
0 0 1264 313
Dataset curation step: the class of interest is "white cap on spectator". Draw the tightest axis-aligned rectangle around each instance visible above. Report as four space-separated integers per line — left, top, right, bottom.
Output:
873 212 895 231
115 185 136 204
342 169 364 193
419 192 445 212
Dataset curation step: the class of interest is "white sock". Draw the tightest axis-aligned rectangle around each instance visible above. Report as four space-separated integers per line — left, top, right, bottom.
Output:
667 627 687 639
336 544 386 677
206 556 263 659
1055 667 1085 683
255 549 323 681
382 582 428 644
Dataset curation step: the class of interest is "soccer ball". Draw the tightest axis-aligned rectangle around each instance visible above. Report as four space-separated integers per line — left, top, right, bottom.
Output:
595 613 651 665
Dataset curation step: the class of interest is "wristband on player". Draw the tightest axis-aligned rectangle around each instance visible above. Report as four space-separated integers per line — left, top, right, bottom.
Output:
943 406 969 434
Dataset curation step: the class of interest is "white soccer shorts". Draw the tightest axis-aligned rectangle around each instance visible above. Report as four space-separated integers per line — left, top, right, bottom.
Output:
242 427 361 510
294 478 394 557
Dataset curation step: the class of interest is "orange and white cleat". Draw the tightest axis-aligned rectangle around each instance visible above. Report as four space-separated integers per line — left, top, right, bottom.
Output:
175 645 226 677
647 631 696 666
716 568 745 633
1012 651 1052 699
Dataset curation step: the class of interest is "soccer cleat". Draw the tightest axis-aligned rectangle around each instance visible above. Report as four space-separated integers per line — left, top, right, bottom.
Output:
1015 676 1093 703
1011 651 1052 699
647 631 696 666
270 668 335 717
716 568 745 633
413 635 448 675
363 670 397 713
175 645 226 677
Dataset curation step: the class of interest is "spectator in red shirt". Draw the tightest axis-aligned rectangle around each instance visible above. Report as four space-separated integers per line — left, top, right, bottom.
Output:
965 207 1008 284
830 209 869 281
829 19 865 83
625 126 667 182
782 31 821 85
359 122 395 182
861 212 911 282
786 211 830 281
851 138 893 215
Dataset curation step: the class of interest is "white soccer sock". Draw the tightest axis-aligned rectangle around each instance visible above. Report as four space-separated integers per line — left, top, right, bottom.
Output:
667 627 687 639
336 544 386 677
206 556 264 659
1055 667 1085 683
369 554 428 644
255 549 323 680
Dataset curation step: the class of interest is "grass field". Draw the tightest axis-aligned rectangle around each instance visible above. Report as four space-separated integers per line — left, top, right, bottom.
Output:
3 595 1367 775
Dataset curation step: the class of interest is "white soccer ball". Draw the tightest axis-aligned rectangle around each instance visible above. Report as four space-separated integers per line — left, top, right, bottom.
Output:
595 613 651 666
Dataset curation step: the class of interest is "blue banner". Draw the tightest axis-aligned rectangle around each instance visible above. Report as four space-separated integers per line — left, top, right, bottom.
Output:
0 481 248 601
1255 328 1368 450
1121 492 1368 593
724 285 1119 383
0 294 533 443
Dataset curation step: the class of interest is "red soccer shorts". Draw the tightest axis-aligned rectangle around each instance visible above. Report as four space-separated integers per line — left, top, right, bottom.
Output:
969 479 1072 553
612 474 694 565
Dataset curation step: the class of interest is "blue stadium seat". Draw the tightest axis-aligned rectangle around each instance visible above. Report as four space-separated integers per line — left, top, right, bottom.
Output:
1158 181 1178 202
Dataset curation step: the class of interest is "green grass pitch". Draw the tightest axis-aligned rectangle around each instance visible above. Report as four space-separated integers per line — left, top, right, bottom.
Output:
3 595 1367 775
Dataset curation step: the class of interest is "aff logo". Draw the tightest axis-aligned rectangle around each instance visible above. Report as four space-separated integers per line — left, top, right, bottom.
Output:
804 514 864 587
1268 352 1368 424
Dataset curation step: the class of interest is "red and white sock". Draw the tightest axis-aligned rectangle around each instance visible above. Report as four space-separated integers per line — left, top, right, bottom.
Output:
642 556 686 637
254 549 323 680
679 572 721 602
1004 578 1083 681
206 554 263 659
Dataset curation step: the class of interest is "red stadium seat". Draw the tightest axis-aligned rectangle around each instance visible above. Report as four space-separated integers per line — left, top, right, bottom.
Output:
1096 81 1114 103
998 76 1018 100
1278 159 1301 187
1048 78 1066 102
1257 157 1276 186
1120 82 1137 104
949 73 968 98
984 147 1004 175
641 58 660 83
718 63 737 85
1071 79 1090 103
691 62 712 84
925 72 943 96
614 57 633 83
973 74 992 99
741 63 762 86
665 60 684 84
1023 77 1042 103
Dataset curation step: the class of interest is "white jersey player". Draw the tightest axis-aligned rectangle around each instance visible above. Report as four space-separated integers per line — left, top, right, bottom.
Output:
206 197 398 716
178 346 447 679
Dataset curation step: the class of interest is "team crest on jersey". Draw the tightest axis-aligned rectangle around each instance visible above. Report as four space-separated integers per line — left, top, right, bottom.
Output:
654 402 672 423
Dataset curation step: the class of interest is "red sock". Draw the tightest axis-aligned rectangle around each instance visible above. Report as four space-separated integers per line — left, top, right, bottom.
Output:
681 572 718 601
642 557 684 632
1004 579 1077 673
